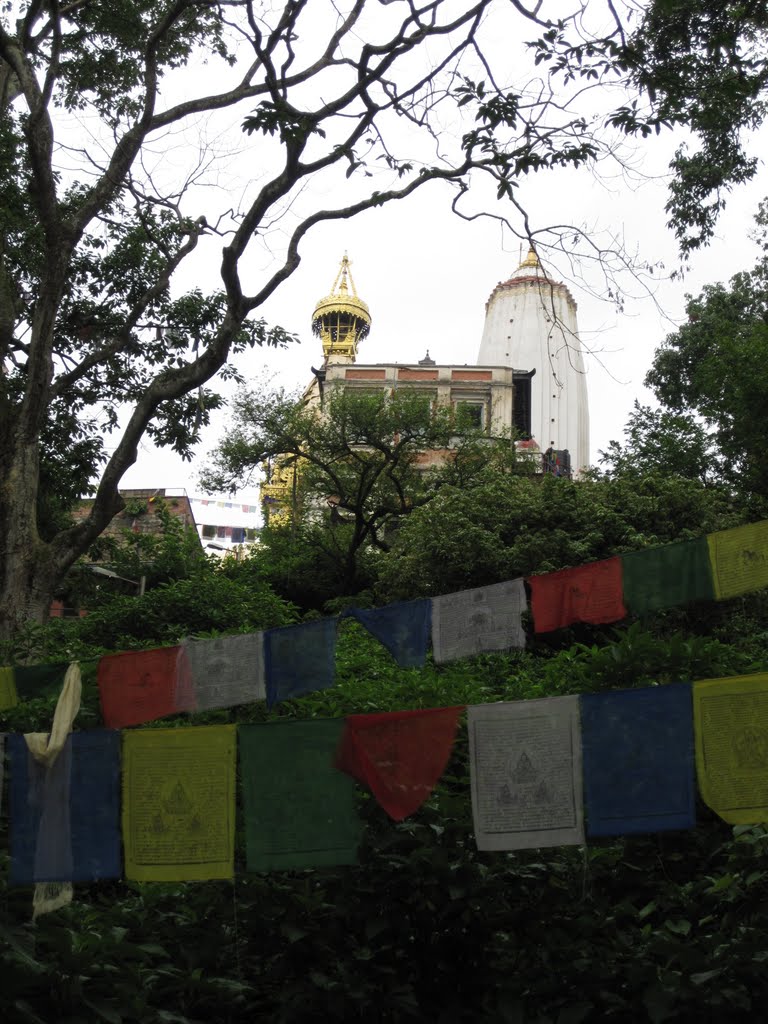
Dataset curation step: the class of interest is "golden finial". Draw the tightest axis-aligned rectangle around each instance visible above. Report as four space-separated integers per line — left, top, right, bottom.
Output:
312 253 371 364
519 244 541 271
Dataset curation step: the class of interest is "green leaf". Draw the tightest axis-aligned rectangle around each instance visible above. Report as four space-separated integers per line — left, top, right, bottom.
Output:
82 997 123 1024
690 969 722 986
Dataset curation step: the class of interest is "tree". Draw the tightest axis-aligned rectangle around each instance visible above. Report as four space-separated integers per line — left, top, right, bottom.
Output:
0 0 661 640
536 1 768 254
202 386 530 600
598 401 720 486
619 0 768 254
644 203 768 505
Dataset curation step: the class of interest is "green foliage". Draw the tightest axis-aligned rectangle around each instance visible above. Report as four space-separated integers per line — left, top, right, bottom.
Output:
204 386 531 601
69 572 295 654
644 213 768 505
599 401 721 486
617 1 768 253
531 2 768 255
0 561 296 665
378 471 740 601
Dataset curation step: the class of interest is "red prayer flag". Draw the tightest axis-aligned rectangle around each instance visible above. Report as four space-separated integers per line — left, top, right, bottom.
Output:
98 646 195 728
335 706 464 821
528 557 626 633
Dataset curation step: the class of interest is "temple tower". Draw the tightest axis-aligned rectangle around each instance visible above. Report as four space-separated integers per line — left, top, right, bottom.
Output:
477 247 590 473
312 253 371 365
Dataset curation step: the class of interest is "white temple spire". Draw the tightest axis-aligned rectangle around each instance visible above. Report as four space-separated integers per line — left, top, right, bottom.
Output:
476 249 590 473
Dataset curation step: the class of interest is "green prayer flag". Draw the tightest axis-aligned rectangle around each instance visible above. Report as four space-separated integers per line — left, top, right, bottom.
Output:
13 662 69 701
622 537 714 614
239 719 362 872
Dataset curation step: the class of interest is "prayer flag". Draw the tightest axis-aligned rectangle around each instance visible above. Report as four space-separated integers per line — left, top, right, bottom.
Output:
13 662 68 701
178 633 265 711
264 618 337 707
707 520 768 600
122 724 236 881
693 673 768 824
528 558 626 633
581 684 695 835
345 600 431 668
335 706 463 820
432 579 527 664
240 719 361 871
8 730 121 885
98 646 194 728
0 666 19 710
622 537 714 614
467 697 584 850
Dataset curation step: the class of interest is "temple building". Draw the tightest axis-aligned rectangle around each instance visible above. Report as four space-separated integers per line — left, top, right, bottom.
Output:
261 250 590 516
477 247 590 473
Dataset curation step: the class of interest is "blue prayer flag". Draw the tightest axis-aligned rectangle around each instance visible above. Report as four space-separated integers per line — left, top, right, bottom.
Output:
9 730 122 885
345 600 431 668
580 683 695 836
264 618 337 707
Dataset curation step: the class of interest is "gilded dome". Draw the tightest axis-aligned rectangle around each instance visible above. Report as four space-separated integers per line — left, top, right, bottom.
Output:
312 254 371 362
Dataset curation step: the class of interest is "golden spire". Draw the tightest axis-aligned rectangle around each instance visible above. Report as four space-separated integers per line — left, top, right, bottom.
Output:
312 253 371 364
518 244 541 271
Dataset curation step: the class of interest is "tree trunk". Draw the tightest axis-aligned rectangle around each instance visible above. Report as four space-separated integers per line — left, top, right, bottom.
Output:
0 440 59 645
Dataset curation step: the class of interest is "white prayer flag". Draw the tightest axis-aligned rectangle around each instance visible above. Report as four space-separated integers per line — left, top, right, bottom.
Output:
432 579 526 664
178 633 265 711
468 696 584 850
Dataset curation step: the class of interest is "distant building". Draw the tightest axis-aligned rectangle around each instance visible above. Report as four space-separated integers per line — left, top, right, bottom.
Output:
70 487 200 542
50 488 202 617
261 250 590 518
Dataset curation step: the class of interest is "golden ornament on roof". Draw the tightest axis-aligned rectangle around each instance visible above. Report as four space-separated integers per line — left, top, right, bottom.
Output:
518 244 541 271
312 253 371 362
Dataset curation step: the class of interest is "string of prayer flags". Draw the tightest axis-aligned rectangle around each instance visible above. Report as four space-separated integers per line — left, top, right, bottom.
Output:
122 724 236 882
335 706 464 820
622 537 714 614
178 633 265 711
13 662 69 701
264 618 337 707
239 719 361 871
8 730 121 885
0 666 18 710
431 579 527 664
581 684 695 836
528 557 626 634
693 672 768 825
707 520 768 600
344 599 431 669
98 646 194 729
467 696 584 850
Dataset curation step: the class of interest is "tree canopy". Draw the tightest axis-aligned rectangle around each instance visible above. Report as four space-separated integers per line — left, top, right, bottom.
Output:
640 203 768 506
203 385 531 602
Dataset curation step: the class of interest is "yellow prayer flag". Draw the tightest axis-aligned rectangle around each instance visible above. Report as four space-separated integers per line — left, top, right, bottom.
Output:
122 724 236 882
0 666 19 711
693 673 768 824
707 520 768 600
